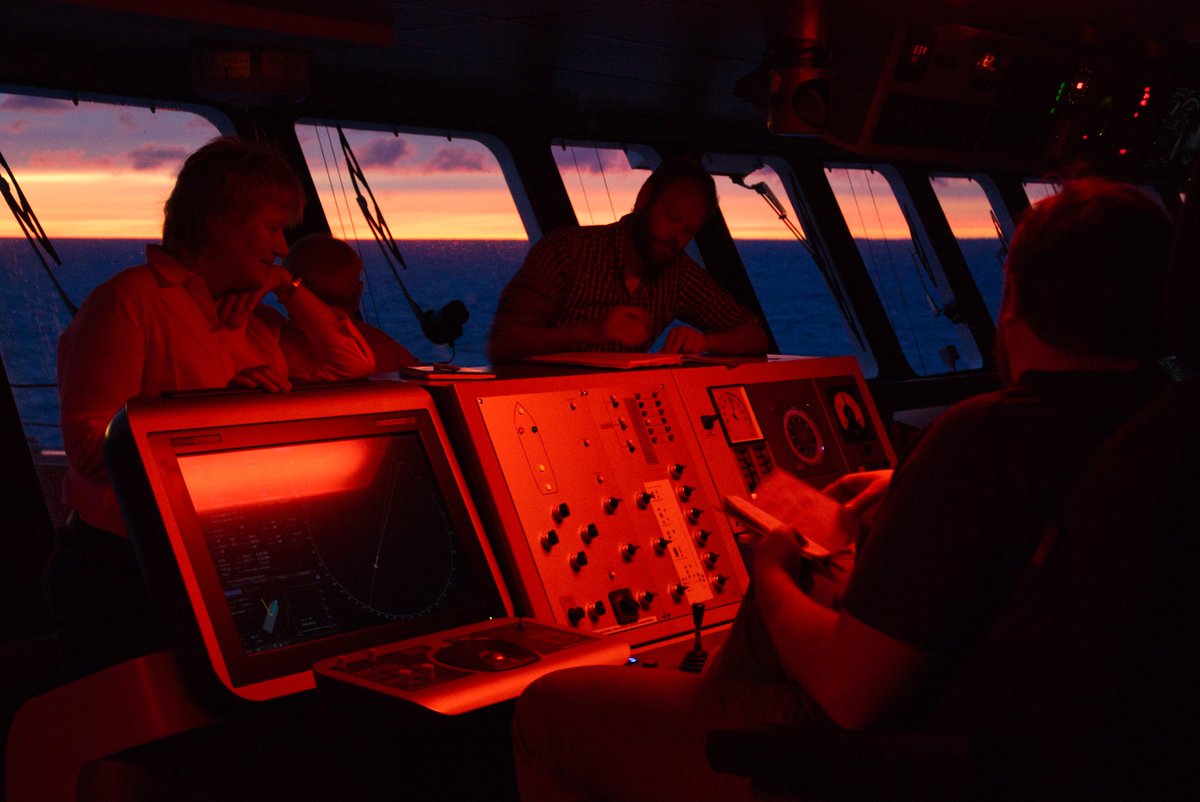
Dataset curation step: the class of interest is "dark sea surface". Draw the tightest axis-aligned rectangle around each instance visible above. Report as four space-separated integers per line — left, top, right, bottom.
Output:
0 237 1004 451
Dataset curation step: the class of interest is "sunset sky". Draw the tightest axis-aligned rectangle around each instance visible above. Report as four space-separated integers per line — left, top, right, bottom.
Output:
0 92 1004 242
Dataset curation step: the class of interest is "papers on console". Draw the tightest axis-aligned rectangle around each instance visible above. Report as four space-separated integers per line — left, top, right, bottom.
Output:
722 470 857 559
524 351 738 369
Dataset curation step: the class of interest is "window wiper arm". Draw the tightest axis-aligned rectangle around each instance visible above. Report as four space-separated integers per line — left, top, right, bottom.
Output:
0 149 77 315
732 175 864 349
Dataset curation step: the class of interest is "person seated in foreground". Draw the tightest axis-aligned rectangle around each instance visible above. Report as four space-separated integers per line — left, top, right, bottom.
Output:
283 233 419 372
511 177 1175 802
48 136 374 678
487 156 769 362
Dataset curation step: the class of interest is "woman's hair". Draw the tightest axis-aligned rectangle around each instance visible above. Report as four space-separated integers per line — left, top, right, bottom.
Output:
162 136 305 257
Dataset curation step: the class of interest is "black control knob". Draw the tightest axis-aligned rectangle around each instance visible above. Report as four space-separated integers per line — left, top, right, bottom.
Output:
638 591 657 607
687 507 703 523
620 543 640 559
567 606 586 626
552 502 571 523
705 551 720 567
669 463 686 479
678 485 695 501
588 601 607 619
570 551 589 570
637 491 654 508
604 496 623 513
670 583 687 599
695 529 712 545
654 537 672 552
540 529 560 550
713 574 729 590
617 596 640 619
581 522 600 543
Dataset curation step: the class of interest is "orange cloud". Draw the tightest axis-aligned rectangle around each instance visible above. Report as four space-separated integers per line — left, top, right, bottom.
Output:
27 149 116 170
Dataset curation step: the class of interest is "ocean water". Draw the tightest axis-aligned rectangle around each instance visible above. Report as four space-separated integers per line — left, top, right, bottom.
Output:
0 237 1004 451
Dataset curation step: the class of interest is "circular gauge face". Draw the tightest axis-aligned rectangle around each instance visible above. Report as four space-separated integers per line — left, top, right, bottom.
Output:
715 389 761 443
783 407 825 465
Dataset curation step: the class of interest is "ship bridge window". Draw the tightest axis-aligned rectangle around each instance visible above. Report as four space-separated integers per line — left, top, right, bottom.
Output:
825 165 983 376
552 142 654 228
1023 179 1061 204
0 91 223 476
929 175 1014 322
709 158 865 368
296 123 529 366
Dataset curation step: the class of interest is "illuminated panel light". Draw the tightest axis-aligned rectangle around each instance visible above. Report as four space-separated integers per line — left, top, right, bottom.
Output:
911 44 929 63
180 439 385 512
976 52 998 72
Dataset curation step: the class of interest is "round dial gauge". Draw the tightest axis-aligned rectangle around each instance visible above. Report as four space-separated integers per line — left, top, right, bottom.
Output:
715 389 761 443
782 407 825 465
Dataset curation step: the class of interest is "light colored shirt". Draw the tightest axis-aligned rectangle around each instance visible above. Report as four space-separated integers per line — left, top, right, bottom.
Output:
58 245 373 535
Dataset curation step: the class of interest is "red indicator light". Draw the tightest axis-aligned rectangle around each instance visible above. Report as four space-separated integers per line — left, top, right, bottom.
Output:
976 52 998 72
1082 134 1089 140
1075 81 1086 90
1133 112 1140 119
1119 148 1128 155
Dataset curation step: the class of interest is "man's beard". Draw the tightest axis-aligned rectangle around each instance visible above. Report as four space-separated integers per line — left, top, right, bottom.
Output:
630 212 677 274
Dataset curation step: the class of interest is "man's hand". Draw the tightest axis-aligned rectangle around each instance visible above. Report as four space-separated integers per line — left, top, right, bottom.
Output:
660 324 708 354
824 469 893 532
213 265 292 330
751 524 812 586
228 364 291 393
595 305 651 347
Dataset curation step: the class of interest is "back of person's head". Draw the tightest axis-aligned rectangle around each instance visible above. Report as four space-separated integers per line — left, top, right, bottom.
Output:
163 136 305 258
640 156 718 215
283 233 364 314
1005 177 1173 361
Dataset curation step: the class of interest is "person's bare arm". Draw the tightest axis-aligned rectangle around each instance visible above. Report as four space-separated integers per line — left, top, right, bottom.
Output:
489 306 651 362
660 320 769 355
752 525 928 730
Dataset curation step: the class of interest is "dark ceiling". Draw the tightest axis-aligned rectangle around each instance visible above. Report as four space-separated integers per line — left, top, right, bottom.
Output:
1 1 1197 151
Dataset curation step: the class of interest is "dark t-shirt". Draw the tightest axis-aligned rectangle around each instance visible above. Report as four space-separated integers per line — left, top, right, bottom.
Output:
842 370 1165 673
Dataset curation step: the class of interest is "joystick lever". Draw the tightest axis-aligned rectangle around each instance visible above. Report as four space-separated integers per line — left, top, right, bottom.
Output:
680 602 708 673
